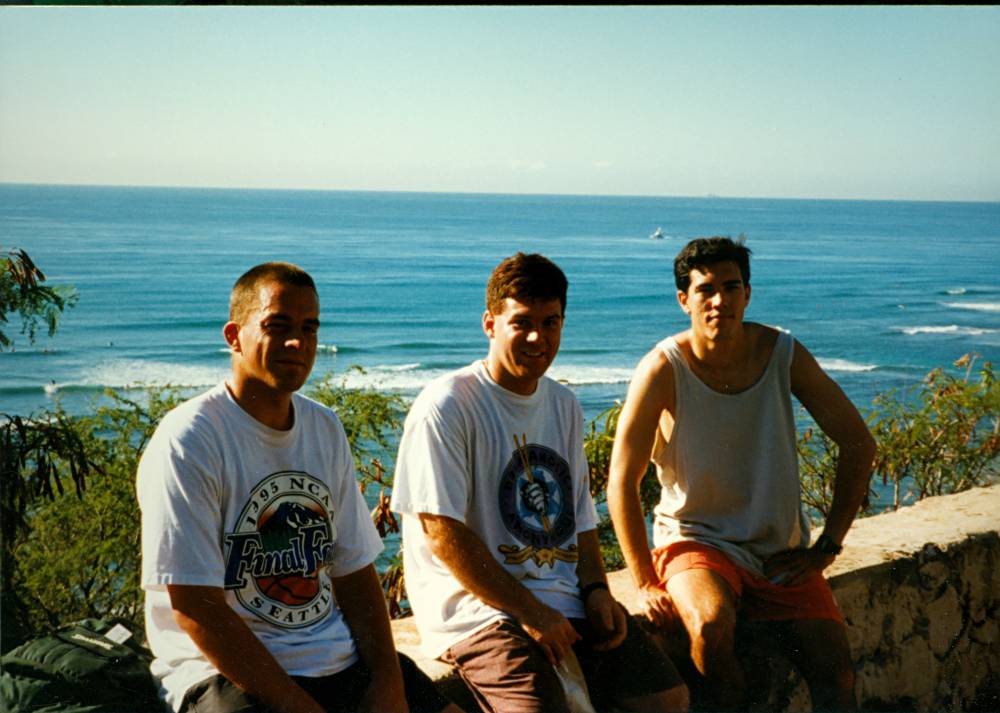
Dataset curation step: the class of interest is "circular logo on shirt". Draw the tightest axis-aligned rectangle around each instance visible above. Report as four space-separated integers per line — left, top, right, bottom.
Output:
498 443 575 550
223 471 337 628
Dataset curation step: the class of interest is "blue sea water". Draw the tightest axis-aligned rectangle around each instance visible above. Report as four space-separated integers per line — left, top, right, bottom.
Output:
3 184 998 425
3 184 998 569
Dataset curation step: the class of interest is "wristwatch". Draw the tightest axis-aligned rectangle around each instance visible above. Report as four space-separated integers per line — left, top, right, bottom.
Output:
814 533 843 556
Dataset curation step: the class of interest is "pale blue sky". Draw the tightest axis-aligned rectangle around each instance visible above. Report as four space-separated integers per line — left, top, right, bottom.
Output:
1 6 998 201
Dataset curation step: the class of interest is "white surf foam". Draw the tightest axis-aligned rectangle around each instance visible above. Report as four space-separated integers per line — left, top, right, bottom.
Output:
945 288 967 296
943 302 1000 313
331 363 635 392
896 325 995 336
86 360 229 389
817 358 877 373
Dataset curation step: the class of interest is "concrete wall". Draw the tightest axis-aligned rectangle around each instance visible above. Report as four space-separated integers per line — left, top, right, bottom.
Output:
392 485 1000 712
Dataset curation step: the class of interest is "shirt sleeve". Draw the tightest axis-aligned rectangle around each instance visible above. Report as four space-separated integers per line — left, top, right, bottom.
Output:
138 416 226 589
390 394 470 523
571 399 599 533
324 414 384 578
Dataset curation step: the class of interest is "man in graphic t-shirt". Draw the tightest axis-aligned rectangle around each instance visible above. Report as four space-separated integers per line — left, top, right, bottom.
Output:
607 237 876 711
138 262 459 713
391 252 688 713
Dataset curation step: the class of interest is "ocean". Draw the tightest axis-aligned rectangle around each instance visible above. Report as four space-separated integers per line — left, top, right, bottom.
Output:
3 184 998 570
3 184 999 494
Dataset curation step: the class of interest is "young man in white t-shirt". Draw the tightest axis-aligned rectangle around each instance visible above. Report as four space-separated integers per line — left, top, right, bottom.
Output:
391 253 689 713
138 262 460 713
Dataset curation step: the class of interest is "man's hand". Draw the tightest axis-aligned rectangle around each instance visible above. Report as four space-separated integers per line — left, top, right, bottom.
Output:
517 601 582 667
763 547 834 587
636 582 681 632
583 587 627 651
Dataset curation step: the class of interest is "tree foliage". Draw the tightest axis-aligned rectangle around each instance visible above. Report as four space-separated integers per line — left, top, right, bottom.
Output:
7 389 185 640
799 354 1000 517
6 348 998 640
5 371 411 643
1 246 77 350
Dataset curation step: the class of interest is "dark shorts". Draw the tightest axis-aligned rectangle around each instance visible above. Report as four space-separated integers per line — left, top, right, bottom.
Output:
441 614 683 713
179 653 451 713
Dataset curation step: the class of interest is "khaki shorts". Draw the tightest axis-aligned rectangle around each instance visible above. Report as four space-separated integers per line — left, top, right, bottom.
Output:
653 540 845 623
441 614 683 713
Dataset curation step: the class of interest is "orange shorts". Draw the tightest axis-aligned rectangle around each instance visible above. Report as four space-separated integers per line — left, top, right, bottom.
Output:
651 540 844 624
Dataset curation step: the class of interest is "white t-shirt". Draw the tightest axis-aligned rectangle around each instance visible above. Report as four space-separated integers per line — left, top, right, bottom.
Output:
138 383 383 712
390 361 598 658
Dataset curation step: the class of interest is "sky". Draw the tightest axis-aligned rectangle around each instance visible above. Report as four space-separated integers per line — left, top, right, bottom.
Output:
1 6 999 202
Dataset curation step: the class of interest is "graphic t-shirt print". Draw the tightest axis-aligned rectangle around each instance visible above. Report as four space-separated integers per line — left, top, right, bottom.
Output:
223 471 338 628
498 436 578 568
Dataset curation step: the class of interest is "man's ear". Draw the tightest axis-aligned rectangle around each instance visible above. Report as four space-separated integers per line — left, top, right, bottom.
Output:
223 321 241 353
677 290 690 315
482 309 495 339
745 283 752 306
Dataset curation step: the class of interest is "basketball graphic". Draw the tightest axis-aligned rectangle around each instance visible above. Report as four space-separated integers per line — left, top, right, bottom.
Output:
254 500 327 606
223 471 337 628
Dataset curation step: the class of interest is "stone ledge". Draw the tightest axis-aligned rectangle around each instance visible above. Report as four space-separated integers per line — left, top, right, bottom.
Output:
392 485 1000 711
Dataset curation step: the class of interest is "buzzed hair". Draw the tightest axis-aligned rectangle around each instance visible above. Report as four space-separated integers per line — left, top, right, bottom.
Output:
229 262 317 323
673 236 752 292
486 252 568 315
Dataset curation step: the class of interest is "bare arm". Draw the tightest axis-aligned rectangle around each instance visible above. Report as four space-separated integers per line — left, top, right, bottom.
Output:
168 585 324 713
331 564 408 713
765 341 876 584
418 513 580 666
607 349 677 627
575 528 627 651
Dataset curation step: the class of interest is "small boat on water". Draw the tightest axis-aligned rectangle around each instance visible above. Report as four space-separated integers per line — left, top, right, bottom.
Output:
649 227 665 240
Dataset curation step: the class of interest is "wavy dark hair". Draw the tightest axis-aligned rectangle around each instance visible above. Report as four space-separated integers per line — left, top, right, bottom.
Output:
673 236 752 292
486 252 568 315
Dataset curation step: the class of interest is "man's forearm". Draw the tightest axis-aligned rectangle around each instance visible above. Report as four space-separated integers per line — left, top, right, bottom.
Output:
419 514 546 620
168 585 323 713
822 440 876 544
331 565 406 704
607 472 659 588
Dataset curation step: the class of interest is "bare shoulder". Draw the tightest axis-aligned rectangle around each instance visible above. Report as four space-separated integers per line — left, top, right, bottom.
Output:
789 336 841 400
624 336 681 416
633 336 679 390
746 322 781 353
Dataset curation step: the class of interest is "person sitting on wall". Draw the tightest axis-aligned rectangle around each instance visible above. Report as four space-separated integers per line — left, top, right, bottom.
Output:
138 262 461 713
608 237 876 711
391 252 689 713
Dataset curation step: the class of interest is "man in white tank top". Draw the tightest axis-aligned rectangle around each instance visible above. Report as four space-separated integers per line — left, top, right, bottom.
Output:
607 237 876 712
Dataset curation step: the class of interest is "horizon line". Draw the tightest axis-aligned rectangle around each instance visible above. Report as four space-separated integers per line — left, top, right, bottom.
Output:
1 180 997 206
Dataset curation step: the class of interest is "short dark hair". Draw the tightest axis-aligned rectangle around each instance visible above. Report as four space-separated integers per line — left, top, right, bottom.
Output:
229 262 317 323
486 252 568 315
673 236 752 292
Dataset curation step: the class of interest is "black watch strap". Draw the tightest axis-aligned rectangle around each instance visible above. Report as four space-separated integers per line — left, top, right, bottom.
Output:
814 533 843 556
580 581 609 602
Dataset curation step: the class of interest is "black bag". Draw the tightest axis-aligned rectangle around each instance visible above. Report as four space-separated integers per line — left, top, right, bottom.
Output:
0 618 164 713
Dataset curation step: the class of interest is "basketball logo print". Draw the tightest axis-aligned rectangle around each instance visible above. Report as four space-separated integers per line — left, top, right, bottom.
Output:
223 471 337 628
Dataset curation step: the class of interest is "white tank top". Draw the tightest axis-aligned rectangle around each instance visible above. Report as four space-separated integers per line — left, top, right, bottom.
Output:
650 329 809 577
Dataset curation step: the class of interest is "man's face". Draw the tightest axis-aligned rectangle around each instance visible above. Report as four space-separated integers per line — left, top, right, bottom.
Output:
678 261 751 340
227 280 320 395
483 296 564 396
